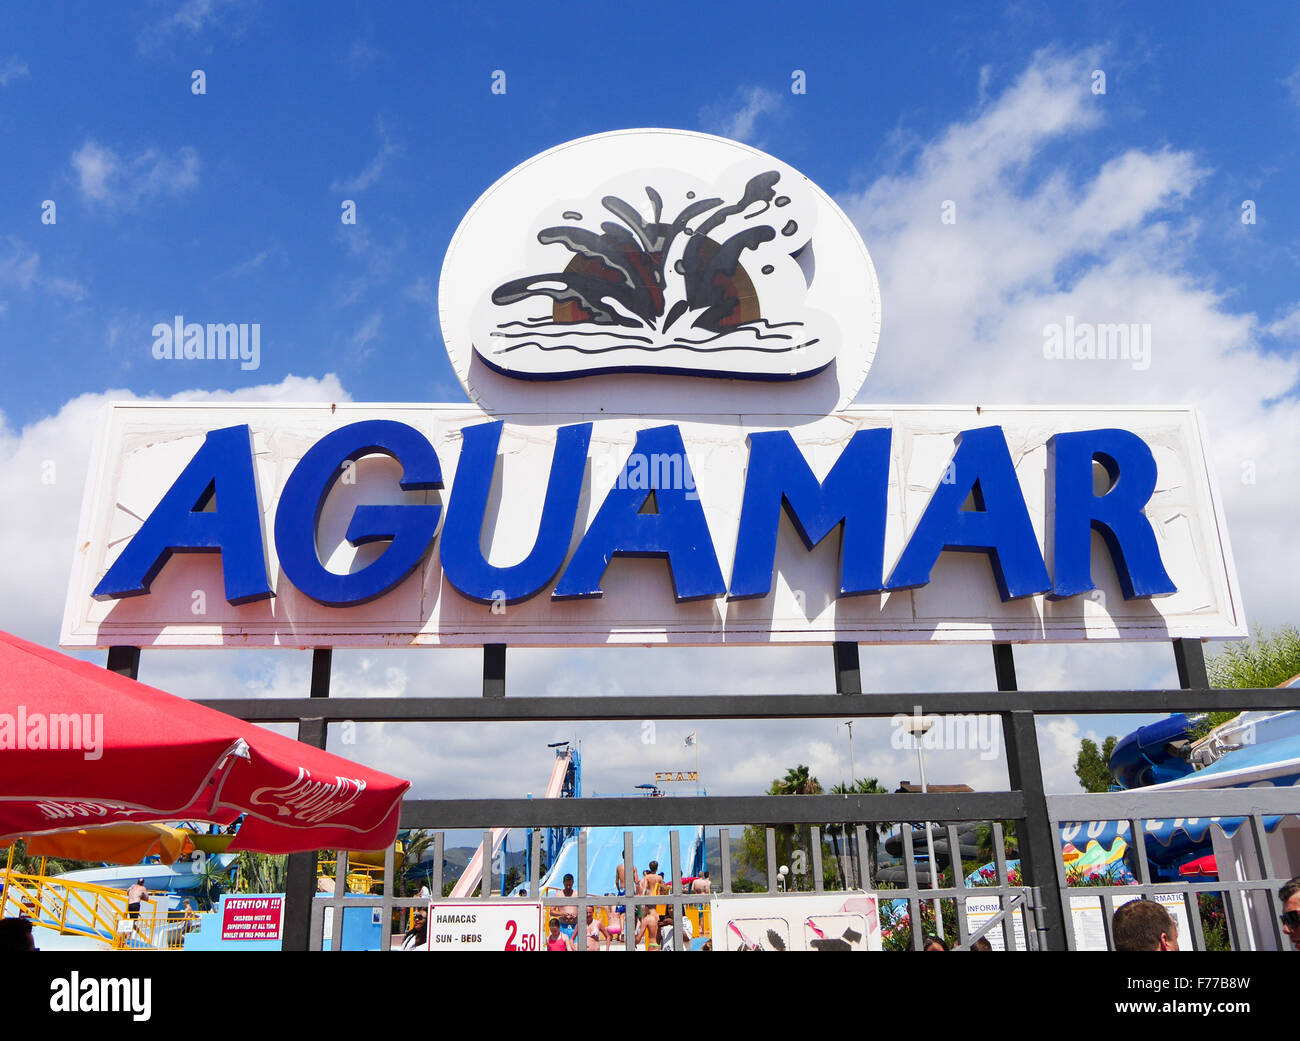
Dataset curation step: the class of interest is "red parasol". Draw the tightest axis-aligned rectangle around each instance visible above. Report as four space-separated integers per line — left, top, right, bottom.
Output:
1178 854 1218 878
0 631 409 853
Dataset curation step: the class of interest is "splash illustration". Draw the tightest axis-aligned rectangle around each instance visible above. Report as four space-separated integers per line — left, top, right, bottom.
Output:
473 169 838 382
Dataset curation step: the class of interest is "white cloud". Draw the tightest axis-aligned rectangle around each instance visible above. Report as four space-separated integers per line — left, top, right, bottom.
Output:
840 46 1300 631
1264 304 1300 343
345 40 383 75
0 238 86 303
702 85 783 144
331 118 401 194
137 0 246 52
216 247 275 281
350 309 383 359
1284 64 1300 109
0 55 28 86
0 375 348 648
71 141 200 210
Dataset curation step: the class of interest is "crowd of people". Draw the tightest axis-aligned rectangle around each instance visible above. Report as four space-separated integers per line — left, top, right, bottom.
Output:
544 862 711 951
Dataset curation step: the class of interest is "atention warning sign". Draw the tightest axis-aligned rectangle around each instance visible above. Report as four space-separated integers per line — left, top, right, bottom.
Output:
221 895 285 941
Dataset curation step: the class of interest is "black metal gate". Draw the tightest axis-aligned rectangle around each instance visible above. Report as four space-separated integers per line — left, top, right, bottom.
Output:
105 637 1300 950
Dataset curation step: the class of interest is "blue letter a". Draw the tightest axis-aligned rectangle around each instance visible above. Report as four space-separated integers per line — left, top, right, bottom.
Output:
92 425 272 604
886 426 1050 601
555 425 724 602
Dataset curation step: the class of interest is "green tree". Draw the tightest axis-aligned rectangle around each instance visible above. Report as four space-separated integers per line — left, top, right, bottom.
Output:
1074 736 1118 793
827 777 889 887
234 851 287 894
1198 626 1300 736
778 765 823 890
737 765 824 891
398 830 435 897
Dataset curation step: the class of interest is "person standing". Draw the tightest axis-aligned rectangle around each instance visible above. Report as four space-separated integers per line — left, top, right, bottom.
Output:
1279 876 1300 952
546 918 575 951
554 874 579 940
400 909 428 951
126 878 148 921
1111 899 1178 951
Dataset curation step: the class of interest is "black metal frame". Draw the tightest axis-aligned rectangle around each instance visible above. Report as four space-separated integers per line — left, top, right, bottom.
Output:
106 636 1299 951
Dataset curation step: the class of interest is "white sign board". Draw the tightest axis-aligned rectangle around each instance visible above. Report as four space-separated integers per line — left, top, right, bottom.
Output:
425 901 543 951
440 128 879 419
964 895 1029 950
1070 892 1193 951
62 402 1244 649
711 893 881 951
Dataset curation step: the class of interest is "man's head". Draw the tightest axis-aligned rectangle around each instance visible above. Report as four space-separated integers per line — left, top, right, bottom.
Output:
562 873 574 893
648 861 659 874
922 933 948 951
970 937 992 951
1112 899 1178 951
0 917 36 952
1279 877 1300 952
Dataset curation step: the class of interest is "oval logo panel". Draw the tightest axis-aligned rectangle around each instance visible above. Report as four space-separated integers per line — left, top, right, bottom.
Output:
440 129 881 415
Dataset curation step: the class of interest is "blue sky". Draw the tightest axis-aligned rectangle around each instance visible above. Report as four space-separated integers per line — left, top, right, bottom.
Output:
1 1 1298 799
2 1 1298 421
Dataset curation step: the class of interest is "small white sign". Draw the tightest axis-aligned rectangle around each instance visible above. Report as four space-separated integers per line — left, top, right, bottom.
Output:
711 893 881 951
425 901 543 951
1071 891 1194 951
964 895 1029 950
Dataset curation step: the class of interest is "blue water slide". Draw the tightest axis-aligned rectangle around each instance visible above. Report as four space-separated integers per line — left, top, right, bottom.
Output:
540 825 705 896
1109 714 1198 789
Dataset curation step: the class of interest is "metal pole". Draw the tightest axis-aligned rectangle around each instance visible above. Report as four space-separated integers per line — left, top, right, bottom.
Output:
841 719 857 887
848 722 855 787
483 644 506 698
106 645 141 680
284 648 331 952
994 643 1068 950
915 735 942 928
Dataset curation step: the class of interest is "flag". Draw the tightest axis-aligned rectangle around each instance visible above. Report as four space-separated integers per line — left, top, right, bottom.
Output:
684 732 697 747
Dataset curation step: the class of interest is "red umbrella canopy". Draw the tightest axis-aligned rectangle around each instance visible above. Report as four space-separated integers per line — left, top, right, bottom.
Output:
0 632 409 853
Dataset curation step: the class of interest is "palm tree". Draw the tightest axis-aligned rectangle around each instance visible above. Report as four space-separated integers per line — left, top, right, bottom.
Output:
775 765 822 890
827 777 889 886
398 829 435 896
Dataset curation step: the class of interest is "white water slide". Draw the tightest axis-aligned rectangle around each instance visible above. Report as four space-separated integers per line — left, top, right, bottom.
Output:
448 749 572 898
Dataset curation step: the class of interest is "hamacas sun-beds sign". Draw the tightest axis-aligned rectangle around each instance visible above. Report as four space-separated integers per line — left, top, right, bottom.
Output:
61 130 1244 649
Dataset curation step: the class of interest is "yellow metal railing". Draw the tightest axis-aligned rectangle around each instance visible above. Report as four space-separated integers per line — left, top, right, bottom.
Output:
0 867 131 943
2 847 200 950
111 911 200 951
317 858 388 895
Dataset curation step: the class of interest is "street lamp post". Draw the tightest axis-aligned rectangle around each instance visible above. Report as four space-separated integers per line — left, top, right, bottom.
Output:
902 714 943 932
838 720 857 884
